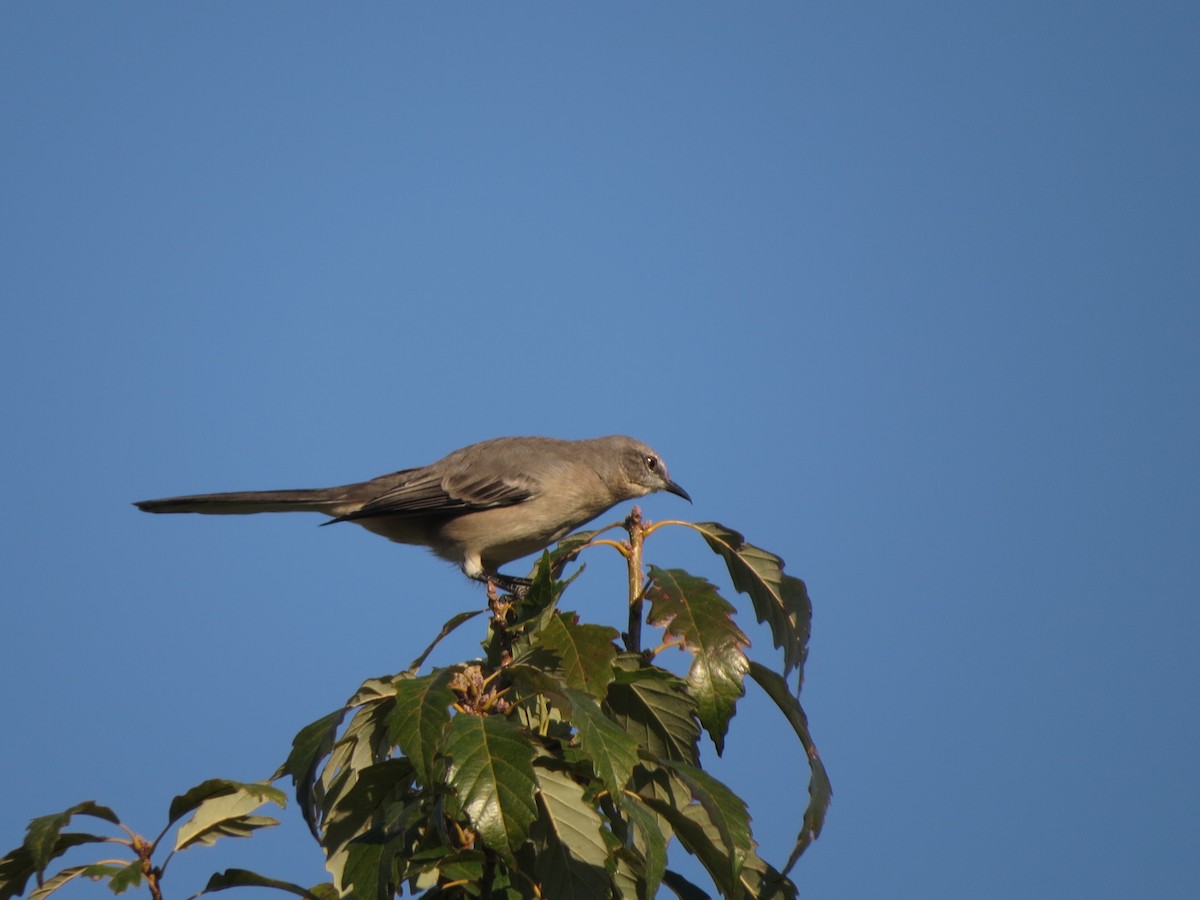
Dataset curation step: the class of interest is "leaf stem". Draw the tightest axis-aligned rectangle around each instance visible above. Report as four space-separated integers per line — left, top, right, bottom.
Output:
623 508 646 654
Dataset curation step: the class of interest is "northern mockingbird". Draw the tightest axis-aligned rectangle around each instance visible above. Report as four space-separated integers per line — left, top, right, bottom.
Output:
135 435 690 591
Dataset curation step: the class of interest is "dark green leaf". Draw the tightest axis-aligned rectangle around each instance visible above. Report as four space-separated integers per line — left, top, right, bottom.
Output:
748 662 832 871
25 803 119 874
530 766 612 900
532 615 620 698
174 784 285 851
106 860 143 895
657 762 753 885
274 707 348 837
546 527 609 576
559 689 639 800
687 522 812 685
606 667 700 764
646 568 750 754
407 610 486 673
660 869 712 900
443 716 538 860
1 834 109 900
322 759 418 886
616 794 668 900
198 868 336 900
387 670 455 784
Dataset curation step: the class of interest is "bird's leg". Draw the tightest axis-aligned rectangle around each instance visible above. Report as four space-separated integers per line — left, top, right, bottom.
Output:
474 571 532 598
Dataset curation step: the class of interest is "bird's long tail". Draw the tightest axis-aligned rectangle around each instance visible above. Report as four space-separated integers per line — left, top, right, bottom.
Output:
134 489 348 516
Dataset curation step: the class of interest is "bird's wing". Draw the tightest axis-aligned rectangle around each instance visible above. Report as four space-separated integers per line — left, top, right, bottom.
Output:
333 466 536 522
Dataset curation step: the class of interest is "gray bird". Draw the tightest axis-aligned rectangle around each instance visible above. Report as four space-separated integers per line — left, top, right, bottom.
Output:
135 435 690 591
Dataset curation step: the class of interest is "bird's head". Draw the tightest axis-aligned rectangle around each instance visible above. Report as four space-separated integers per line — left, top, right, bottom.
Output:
607 436 691 504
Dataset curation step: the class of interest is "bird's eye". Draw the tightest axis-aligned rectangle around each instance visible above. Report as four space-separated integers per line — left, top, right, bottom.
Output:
646 455 658 470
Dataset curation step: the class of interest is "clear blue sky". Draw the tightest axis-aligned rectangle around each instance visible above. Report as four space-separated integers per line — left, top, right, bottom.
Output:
2 3 1197 898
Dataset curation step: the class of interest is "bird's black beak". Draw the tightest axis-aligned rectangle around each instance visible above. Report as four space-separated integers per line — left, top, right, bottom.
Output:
664 479 692 503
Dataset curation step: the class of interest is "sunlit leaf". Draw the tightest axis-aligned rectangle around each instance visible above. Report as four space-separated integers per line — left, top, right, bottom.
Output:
27 865 105 900
174 784 285 851
686 522 812 685
387 669 455 784
530 765 612 900
646 568 750 754
443 716 538 860
748 662 832 871
168 780 284 830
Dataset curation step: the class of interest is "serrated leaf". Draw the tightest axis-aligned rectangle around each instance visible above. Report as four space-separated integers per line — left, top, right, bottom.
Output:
530 766 612 900
606 667 700 764
532 615 620 698
748 662 832 872
174 784 285 851
616 794 667 900
106 860 143 895
443 716 538 860
554 689 639 800
687 522 812 685
646 568 750 755
387 670 455 784
198 868 336 900
24 803 119 875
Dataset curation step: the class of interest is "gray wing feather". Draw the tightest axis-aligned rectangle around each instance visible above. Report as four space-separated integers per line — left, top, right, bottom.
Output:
332 467 536 522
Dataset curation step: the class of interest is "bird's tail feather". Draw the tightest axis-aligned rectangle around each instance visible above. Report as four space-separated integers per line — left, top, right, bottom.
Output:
134 489 346 516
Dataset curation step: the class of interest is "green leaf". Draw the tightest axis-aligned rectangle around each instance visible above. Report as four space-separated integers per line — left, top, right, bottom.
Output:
658 762 753 884
168 780 285 830
748 662 832 871
443 715 539 860
27 865 103 900
559 689 639 800
106 860 143 895
1 834 109 900
274 707 348 837
24 803 119 874
197 868 337 900
546 527 609 575
407 609 486 673
687 522 812 685
532 615 620 698
606 666 700 764
616 794 668 900
529 765 613 900
387 669 455 784
321 759 418 888
646 568 750 755
660 869 712 900
174 783 286 851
